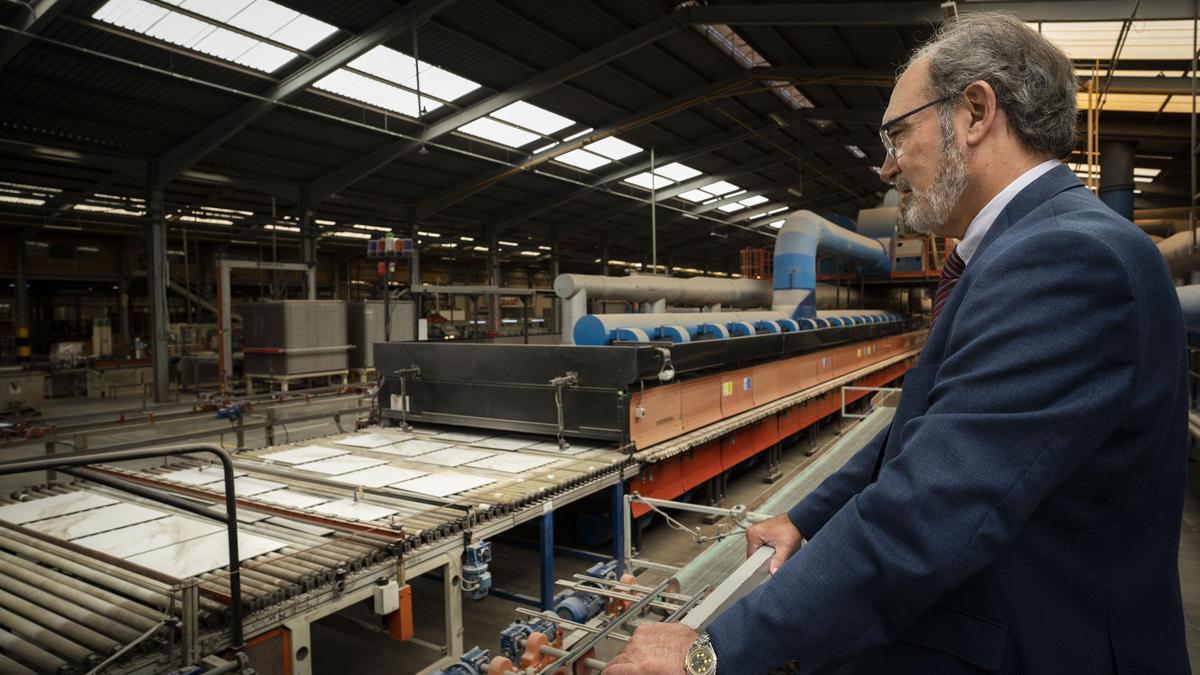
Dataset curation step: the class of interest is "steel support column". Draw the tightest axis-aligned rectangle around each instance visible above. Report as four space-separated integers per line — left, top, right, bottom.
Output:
1100 139 1136 221
540 509 554 611
612 479 625 577
14 229 29 361
300 192 317 299
550 225 561 334
146 170 170 402
487 226 500 334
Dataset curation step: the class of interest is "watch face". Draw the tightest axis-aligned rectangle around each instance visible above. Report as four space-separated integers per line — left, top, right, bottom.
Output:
688 648 715 674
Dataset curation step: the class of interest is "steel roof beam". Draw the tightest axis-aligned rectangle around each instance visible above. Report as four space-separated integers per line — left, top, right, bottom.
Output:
682 1 1197 26
0 0 65 71
156 0 461 183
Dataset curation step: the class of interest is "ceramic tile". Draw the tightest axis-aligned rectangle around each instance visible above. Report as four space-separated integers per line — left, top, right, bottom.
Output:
72 515 224 558
391 472 495 497
0 491 117 525
126 530 287 579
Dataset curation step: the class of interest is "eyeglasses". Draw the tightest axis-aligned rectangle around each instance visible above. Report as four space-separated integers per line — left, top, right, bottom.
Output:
879 96 951 159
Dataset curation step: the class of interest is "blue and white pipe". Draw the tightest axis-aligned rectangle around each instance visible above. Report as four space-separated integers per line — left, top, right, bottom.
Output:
773 210 891 320
573 309 903 345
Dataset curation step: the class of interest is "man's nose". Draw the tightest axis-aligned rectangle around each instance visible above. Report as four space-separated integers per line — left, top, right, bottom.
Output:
879 152 899 186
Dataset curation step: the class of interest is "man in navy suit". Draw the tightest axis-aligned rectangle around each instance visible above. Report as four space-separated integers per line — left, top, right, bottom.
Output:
605 12 1189 674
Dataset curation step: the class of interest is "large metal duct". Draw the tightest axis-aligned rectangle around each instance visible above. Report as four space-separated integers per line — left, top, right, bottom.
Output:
1158 231 1200 279
772 210 890 320
1178 285 1200 331
555 274 772 344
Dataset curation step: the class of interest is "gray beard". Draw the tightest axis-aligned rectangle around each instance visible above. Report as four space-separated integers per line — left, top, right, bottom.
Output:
898 127 969 235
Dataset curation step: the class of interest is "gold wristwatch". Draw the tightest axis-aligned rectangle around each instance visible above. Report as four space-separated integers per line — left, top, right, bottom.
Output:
685 632 717 675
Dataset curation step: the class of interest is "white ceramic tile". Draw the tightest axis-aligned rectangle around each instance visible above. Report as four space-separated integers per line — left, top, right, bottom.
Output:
335 433 396 449
159 466 245 486
259 445 348 465
391 472 495 497
126 530 287 579
412 448 496 467
24 502 169 540
466 453 558 474
0 491 117 525
526 441 592 455
331 465 427 488
374 439 453 457
299 455 388 475
265 516 335 537
227 477 288 497
434 430 490 443
73 515 224 558
475 436 540 451
310 499 397 522
252 490 330 509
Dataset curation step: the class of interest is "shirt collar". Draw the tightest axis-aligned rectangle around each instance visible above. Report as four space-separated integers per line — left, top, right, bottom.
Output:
955 159 1060 265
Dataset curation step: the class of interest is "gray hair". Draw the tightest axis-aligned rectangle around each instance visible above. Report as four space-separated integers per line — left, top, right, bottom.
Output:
905 12 1077 158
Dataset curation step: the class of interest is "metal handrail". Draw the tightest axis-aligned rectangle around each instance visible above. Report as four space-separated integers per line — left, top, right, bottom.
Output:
0 442 247 649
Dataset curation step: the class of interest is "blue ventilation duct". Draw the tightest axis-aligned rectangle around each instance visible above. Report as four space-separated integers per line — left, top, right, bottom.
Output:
771 210 891 320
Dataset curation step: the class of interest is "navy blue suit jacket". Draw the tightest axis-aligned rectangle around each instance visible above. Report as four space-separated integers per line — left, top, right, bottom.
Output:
706 165 1190 674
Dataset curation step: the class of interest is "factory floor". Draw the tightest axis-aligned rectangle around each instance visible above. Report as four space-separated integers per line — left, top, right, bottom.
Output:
4 395 1198 671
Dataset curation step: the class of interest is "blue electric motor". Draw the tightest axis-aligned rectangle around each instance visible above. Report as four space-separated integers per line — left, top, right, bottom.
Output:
499 618 557 661
551 559 618 623
462 541 492 601
433 646 490 675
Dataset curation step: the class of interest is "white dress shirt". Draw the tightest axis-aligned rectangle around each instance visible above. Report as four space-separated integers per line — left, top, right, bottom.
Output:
954 159 1060 265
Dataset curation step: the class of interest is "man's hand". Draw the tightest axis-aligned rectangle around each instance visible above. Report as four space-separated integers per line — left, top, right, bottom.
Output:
747 513 804 574
602 623 696 675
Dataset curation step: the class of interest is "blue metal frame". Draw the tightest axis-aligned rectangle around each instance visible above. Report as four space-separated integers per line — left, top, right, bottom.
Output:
612 479 625 577
540 509 554 611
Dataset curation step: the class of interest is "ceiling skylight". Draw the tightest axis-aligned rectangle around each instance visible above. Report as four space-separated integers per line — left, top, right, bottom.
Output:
458 118 542 148
1033 20 1199 60
347 46 480 105
767 220 785 229
556 149 611 170
623 172 674 190
718 202 746 213
700 181 739 195
314 70 422 116
492 101 574 135
739 195 769 207
586 136 642 160
654 162 703 182
94 0 337 73
677 189 714 203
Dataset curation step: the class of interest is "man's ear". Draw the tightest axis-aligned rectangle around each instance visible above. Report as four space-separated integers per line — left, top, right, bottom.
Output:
962 79 997 148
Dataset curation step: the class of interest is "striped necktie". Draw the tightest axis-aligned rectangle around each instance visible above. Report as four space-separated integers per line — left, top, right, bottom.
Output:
931 249 966 329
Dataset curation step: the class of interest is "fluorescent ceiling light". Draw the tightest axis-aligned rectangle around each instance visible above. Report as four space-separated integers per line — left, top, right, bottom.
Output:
739 195 769 207
458 118 541 148
677 189 713 202
1134 176 1153 183
460 235 475 241
492 101 574 135
498 240 519 247
585 136 642 160
844 145 866 159
538 245 552 251
314 70 422 116
532 142 557 154
331 231 371 239
700 180 739 195
563 127 594 142
519 250 540 256
653 162 702 182
353 223 391 231
417 230 440 238
0 195 46 206
472 245 489 252
556 149 610 170
623 172 674 190
766 206 788 215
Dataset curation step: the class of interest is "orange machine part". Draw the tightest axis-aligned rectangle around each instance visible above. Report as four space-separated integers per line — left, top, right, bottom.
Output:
630 356 916 518
387 584 414 641
244 627 292 675
487 656 516 675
